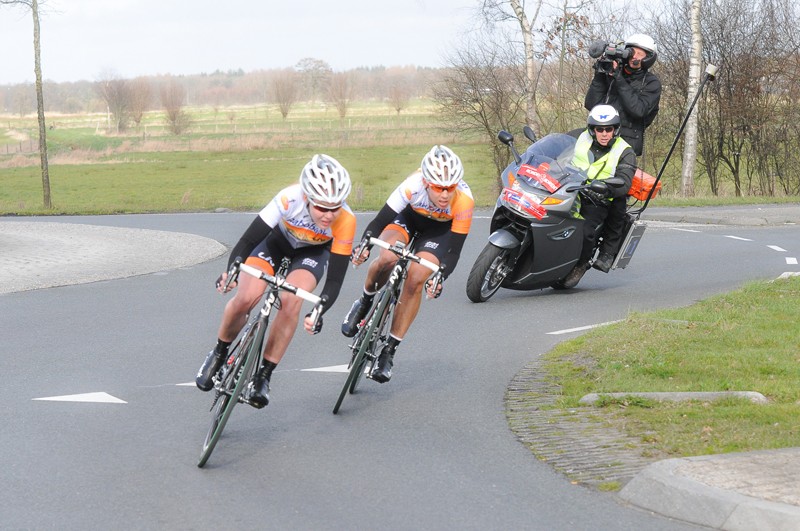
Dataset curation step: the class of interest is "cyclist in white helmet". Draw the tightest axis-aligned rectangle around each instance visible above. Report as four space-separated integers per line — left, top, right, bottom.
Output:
196 154 357 408
341 145 474 383
585 33 661 158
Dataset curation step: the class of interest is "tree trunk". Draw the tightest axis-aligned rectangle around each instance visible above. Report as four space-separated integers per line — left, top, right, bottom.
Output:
680 0 702 198
32 0 51 209
509 0 542 135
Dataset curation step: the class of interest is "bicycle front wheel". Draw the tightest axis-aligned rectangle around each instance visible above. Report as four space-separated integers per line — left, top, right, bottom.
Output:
333 290 391 414
198 319 265 467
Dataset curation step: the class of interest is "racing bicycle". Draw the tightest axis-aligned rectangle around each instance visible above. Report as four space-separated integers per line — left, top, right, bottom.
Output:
332 234 441 414
198 258 324 468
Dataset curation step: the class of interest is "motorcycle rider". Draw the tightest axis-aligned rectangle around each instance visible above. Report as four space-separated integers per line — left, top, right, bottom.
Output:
562 105 636 289
340 145 474 383
584 33 661 158
195 154 356 408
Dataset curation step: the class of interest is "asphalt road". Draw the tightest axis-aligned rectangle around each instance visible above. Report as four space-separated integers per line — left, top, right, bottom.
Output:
1 212 797 530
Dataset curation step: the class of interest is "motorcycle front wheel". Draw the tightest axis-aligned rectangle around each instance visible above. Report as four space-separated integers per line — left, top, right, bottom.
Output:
466 243 512 303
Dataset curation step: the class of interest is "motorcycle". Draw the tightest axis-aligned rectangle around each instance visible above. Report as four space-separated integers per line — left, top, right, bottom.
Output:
466 63 719 303
465 129 641 303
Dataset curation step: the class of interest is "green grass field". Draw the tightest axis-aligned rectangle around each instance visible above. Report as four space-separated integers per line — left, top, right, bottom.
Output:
543 276 800 457
4 99 798 215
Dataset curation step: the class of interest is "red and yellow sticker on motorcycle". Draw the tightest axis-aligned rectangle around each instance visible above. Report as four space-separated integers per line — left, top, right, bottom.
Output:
501 188 547 219
517 163 559 193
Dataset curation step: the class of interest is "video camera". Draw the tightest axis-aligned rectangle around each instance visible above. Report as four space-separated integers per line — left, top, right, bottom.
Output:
588 40 632 74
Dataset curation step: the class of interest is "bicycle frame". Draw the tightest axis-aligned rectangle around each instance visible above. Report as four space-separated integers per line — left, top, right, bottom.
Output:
198 258 324 467
332 235 440 414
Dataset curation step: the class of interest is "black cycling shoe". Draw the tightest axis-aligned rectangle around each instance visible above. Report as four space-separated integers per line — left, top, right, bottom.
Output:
196 349 226 391
341 298 370 338
249 365 271 409
592 252 614 273
370 346 395 384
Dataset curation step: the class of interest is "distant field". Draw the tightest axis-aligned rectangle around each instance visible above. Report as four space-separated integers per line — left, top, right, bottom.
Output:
1 99 797 215
0 100 502 214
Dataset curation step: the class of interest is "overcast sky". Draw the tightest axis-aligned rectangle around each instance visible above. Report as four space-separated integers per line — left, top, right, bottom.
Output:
0 0 481 85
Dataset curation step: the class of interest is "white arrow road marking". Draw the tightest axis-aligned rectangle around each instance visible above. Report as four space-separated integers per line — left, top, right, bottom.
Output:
33 392 126 404
768 245 787 252
786 257 798 265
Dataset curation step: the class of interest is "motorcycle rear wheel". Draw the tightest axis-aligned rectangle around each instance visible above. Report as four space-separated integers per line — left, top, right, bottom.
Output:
466 243 511 303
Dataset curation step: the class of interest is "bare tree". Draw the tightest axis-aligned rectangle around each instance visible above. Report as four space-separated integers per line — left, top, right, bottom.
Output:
680 0 703 197
1 0 51 208
481 0 545 134
433 29 529 182
328 72 354 119
160 78 191 135
271 69 298 120
295 58 332 102
129 77 152 129
95 73 131 133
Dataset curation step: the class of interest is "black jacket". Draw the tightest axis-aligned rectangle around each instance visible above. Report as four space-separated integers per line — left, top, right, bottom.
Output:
584 67 661 156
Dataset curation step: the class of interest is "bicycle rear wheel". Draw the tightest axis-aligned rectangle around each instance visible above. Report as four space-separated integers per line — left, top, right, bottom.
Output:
332 290 391 414
197 319 265 467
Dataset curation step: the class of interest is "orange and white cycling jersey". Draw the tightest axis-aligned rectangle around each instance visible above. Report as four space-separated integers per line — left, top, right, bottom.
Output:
258 184 356 256
386 171 474 235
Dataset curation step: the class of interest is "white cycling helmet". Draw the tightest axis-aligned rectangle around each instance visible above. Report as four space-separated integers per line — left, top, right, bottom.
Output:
421 145 464 187
299 154 351 207
625 33 658 69
587 104 621 138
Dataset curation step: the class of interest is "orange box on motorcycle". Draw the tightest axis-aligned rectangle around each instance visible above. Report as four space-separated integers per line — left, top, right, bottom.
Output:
628 169 662 201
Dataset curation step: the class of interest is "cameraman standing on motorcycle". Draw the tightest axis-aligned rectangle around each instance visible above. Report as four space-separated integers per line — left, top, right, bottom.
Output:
562 105 637 289
585 33 661 159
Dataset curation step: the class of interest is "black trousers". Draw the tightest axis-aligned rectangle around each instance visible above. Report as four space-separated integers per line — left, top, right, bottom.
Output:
579 199 627 263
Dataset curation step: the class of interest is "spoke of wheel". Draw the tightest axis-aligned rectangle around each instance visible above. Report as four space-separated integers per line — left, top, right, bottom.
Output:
333 290 390 414
198 319 265 467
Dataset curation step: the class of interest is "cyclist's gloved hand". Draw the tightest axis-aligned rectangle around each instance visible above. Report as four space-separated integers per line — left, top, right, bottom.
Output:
425 272 444 299
305 312 323 335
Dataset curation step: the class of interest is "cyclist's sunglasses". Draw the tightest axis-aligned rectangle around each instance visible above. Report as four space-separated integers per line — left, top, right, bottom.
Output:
310 202 342 213
428 183 458 193
593 125 616 133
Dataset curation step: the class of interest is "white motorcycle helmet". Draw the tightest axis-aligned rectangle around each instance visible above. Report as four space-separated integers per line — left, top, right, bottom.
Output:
625 33 658 70
299 154 352 208
587 105 621 138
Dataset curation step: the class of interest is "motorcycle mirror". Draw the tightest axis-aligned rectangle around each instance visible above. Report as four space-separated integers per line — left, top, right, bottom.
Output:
589 180 609 194
522 125 536 143
497 130 514 146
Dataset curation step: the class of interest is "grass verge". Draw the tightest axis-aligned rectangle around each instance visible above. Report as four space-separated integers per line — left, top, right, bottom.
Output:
542 275 800 457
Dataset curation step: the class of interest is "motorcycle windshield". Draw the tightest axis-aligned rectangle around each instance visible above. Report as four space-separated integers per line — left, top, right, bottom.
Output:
514 133 583 193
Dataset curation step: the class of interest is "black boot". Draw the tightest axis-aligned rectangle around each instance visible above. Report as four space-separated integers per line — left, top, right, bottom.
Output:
562 262 589 289
196 349 226 391
341 295 372 337
592 252 614 273
249 360 276 409
370 345 395 383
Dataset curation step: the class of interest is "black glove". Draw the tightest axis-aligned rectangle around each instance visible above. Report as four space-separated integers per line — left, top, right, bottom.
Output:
580 189 610 206
306 312 323 334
